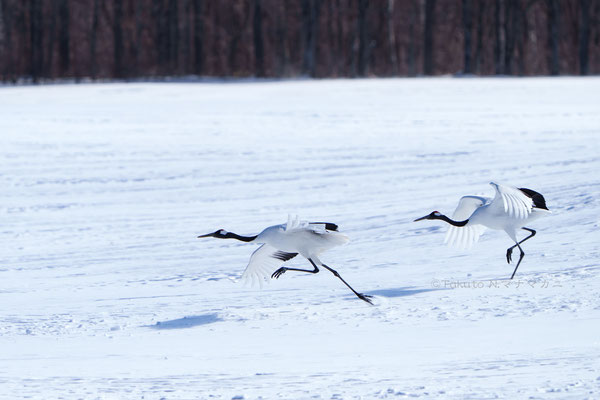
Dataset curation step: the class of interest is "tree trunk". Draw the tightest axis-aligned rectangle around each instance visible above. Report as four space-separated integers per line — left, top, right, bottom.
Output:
30 0 43 82
462 0 473 74
0 0 7 80
253 0 264 77
153 0 167 74
474 1 484 73
228 5 245 75
357 0 369 77
58 0 69 75
276 0 289 77
113 0 124 78
579 0 591 75
326 0 336 76
387 0 398 75
277 0 290 77
335 0 343 76
516 1 526 76
407 0 418 76
423 0 436 75
0 0 4 56
595 0 600 48
193 0 203 75
546 0 559 75
494 0 503 74
45 1 57 78
503 0 518 75
167 0 179 73
301 0 320 77
134 0 144 75
181 0 191 74
90 0 99 78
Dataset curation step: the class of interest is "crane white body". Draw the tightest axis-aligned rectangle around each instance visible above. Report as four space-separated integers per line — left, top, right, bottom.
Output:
241 215 349 286
255 216 349 260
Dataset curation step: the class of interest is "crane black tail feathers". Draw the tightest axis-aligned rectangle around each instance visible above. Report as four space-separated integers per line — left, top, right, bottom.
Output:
519 188 549 210
310 222 339 231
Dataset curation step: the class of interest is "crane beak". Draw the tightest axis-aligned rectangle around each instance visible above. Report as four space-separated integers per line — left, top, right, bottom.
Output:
414 215 428 222
197 233 213 238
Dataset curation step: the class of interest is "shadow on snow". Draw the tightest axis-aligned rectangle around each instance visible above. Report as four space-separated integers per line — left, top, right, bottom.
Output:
367 287 444 298
147 313 221 330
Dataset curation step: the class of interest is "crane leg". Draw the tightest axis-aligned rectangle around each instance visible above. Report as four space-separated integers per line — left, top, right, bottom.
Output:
314 260 373 305
506 228 536 264
271 264 319 279
510 243 526 280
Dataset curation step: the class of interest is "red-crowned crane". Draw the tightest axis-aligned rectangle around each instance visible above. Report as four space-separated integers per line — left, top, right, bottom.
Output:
414 182 550 279
198 215 372 304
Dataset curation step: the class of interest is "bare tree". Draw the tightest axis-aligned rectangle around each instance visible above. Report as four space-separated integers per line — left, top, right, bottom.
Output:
494 0 503 74
45 1 57 77
253 0 264 77
227 3 249 75
579 0 591 75
89 0 100 78
335 0 344 76
515 1 527 76
30 0 43 82
275 0 289 76
0 0 4 52
546 0 559 75
423 0 436 75
153 0 167 74
462 0 473 74
595 0 600 49
302 0 320 77
113 0 124 78
0 0 9 81
355 0 369 76
0 0 5 79
193 0 203 75
407 0 419 76
387 0 398 75
58 0 69 74
181 0 191 73
474 1 484 73
1 0 599 82
503 0 516 75
133 0 144 75
168 0 179 72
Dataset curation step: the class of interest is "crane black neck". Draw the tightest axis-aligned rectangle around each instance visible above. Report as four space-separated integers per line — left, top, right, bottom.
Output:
436 214 469 227
224 232 258 242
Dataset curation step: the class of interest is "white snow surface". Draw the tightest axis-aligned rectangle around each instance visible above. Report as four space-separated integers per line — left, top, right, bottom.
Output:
1 78 600 399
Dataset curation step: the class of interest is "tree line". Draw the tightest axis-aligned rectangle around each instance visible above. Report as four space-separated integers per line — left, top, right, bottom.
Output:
0 0 598 83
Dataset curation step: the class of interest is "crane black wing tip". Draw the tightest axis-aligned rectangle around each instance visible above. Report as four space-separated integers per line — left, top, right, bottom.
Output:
324 223 339 231
519 188 549 210
272 251 298 262
309 222 339 231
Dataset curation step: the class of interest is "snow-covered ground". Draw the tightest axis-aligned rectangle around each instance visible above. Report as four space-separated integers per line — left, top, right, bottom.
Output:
1 78 599 399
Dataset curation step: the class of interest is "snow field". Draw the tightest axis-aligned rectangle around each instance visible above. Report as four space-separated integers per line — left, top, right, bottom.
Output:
1 78 599 399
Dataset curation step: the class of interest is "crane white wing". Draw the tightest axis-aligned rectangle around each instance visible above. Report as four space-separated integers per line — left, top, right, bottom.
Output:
451 195 489 220
284 215 338 234
240 244 298 288
445 195 488 250
444 223 487 249
491 182 533 219
285 214 301 231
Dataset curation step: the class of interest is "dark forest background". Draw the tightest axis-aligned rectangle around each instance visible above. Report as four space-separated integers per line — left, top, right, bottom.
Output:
0 0 599 83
